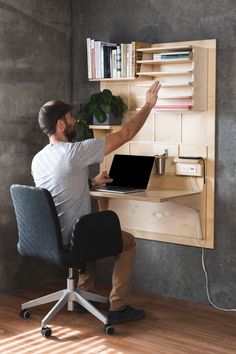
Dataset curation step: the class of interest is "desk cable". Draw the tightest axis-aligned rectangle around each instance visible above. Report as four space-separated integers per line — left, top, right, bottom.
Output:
195 210 236 312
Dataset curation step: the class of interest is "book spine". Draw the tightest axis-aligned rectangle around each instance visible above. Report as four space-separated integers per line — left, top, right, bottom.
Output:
100 44 104 78
161 54 190 59
86 38 92 79
116 45 121 78
103 46 112 78
120 44 125 78
153 53 190 60
126 43 132 78
97 41 102 79
90 39 95 79
130 42 136 78
123 44 127 78
112 49 117 78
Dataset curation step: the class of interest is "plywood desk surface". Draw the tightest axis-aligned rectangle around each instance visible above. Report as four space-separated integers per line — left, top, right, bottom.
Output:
90 189 201 203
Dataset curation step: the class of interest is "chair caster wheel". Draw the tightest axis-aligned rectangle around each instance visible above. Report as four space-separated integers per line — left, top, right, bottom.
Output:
41 326 52 337
104 324 114 335
20 309 31 319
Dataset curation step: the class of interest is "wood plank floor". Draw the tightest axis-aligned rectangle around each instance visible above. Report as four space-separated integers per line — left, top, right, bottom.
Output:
0 279 235 354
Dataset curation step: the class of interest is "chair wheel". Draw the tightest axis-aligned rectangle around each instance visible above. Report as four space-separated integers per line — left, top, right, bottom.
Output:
104 324 114 335
20 309 31 319
41 326 52 337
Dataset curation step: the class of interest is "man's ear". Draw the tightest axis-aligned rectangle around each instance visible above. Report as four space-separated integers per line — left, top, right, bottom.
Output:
56 118 66 131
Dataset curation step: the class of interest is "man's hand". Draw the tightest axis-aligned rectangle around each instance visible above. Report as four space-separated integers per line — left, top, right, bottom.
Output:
104 80 161 156
91 170 113 186
146 80 161 108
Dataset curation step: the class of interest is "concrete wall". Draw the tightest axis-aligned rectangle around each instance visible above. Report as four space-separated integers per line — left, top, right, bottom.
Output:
72 0 236 307
0 0 72 291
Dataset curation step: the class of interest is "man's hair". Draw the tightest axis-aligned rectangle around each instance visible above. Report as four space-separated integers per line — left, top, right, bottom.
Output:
38 100 72 136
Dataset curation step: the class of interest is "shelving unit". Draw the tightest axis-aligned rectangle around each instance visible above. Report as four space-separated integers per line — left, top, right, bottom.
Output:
136 44 207 111
88 39 216 249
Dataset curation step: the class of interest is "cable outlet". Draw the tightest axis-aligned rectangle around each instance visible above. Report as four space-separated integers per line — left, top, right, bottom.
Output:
174 157 204 177
179 163 197 174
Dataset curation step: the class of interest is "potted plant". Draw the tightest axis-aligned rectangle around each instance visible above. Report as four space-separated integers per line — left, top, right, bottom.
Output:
78 89 128 127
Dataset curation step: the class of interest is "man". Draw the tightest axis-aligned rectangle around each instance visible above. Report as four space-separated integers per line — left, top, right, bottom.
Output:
32 80 161 324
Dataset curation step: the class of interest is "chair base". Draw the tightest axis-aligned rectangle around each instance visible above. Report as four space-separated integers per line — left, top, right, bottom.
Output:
21 268 109 327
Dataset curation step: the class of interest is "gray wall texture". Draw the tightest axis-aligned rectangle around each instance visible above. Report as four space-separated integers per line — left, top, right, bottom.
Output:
0 0 71 291
72 0 236 308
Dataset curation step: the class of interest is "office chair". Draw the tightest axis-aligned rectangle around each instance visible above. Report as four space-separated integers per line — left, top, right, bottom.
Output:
10 184 123 337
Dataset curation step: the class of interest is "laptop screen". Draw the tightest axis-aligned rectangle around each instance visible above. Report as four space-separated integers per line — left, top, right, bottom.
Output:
107 154 155 189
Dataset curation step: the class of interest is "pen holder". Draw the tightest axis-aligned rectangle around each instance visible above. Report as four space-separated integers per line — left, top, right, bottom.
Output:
155 154 167 175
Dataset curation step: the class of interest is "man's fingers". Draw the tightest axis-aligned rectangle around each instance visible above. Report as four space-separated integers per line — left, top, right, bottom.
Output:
148 80 161 93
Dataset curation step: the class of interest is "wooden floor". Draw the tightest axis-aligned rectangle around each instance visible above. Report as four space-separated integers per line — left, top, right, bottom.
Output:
0 279 235 354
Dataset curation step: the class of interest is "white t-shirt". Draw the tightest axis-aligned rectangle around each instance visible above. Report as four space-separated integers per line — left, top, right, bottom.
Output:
31 138 105 246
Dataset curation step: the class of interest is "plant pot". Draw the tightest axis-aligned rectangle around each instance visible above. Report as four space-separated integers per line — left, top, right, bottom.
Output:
92 113 122 125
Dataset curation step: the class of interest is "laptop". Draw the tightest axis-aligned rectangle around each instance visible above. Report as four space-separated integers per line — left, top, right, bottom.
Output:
94 154 155 194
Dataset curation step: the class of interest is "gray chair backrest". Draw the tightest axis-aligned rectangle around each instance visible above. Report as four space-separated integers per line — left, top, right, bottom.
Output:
10 185 64 265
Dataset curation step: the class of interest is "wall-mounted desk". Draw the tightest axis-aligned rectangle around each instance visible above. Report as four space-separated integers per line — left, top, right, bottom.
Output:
90 39 216 249
90 189 200 203
90 183 206 248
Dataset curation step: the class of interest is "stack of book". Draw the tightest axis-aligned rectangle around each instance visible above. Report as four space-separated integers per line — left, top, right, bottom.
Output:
153 51 191 61
86 38 149 79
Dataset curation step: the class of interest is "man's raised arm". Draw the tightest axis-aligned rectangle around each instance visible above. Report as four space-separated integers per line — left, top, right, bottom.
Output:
104 80 161 156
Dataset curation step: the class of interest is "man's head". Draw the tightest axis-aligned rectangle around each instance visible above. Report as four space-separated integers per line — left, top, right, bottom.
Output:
38 100 77 141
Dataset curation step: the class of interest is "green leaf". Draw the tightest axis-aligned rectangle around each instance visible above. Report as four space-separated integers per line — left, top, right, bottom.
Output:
100 103 111 113
102 89 112 101
94 108 106 122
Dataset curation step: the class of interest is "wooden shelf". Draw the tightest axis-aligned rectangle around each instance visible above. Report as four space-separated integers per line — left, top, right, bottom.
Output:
137 59 192 64
137 71 193 77
89 125 121 130
136 45 192 53
136 82 193 88
137 95 193 99
153 108 192 111
89 78 135 82
136 107 192 112
90 189 200 203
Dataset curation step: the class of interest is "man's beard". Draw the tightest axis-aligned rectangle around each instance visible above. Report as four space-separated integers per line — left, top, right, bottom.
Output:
64 125 77 142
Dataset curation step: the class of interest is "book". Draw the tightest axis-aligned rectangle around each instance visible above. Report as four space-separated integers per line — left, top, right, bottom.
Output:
94 40 101 78
86 38 92 79
153 51 190 61
112 49 117 78
90 39 95 78
100 41 117 78
120 43 127 78
130 42 150 77
116 45 121 78
103 45 112 78
126 43 132 78
159 51 191 56
161 54 190 60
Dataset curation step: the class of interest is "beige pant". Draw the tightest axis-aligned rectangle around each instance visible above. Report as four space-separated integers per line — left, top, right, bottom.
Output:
77 231 136 311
